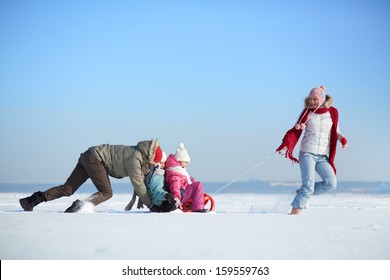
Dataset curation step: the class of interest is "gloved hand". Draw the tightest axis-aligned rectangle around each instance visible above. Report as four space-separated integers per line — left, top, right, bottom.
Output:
174 197 182 208
340 136 348 149
165 193 182 208
165 193 175 204
276 145 287 153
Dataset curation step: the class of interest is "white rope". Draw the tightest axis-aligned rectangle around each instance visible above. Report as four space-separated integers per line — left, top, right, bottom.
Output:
296 105 320 127
212 151 277 195
302 105 320 125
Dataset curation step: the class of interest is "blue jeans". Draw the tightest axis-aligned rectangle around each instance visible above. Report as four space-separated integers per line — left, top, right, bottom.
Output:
291 152 337 209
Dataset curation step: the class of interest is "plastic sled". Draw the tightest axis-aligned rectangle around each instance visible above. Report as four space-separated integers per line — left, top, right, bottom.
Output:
181 193 215 212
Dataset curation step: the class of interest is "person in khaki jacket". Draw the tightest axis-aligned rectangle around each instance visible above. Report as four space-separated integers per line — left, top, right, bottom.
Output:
19 138 163 213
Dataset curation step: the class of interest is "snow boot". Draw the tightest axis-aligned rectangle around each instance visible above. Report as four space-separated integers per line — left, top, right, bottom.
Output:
64 199 85 213
149 205 162 212
19 191 46 211
161 201 177 212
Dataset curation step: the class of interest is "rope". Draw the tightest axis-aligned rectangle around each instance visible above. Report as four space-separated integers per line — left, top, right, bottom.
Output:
212 151 277 195
296 105 320 127
302 105 320 125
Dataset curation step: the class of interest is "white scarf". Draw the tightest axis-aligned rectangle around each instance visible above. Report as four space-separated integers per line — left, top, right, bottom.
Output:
153 167 165 176
167 166 192 184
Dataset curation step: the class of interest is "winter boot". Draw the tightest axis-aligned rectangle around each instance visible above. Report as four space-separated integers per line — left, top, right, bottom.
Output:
19 191 46 211
64 199 85 213
161 200 177 212
149 205 162 212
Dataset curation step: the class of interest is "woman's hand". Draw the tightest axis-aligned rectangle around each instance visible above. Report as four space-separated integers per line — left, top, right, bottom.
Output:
340 136 348 149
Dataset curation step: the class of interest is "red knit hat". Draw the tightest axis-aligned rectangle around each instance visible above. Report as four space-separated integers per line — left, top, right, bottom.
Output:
153 146 163 162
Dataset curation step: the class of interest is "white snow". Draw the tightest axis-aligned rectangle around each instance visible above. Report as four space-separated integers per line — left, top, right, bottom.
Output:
1 191 390 260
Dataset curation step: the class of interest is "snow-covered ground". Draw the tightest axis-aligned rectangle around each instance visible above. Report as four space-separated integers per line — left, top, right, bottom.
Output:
1 192 389 260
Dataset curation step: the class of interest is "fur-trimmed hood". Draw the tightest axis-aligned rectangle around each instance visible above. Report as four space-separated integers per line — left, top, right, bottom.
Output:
304 94 334 108
136 138 160 164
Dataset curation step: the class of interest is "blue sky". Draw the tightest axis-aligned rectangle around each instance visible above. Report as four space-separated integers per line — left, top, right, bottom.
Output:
1 0 389 184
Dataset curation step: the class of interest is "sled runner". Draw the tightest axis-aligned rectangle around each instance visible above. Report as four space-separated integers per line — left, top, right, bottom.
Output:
181 193 215 212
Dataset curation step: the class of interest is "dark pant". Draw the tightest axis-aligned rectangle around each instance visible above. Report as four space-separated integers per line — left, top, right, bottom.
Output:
43 150 113 206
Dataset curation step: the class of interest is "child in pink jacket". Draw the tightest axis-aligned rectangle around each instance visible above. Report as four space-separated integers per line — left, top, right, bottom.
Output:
165 143 207 212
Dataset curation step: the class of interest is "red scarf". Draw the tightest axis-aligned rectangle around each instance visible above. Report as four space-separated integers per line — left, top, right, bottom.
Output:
276 107 339 174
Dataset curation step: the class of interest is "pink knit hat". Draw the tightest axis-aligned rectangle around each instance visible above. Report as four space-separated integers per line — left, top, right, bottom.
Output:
309 86 327 105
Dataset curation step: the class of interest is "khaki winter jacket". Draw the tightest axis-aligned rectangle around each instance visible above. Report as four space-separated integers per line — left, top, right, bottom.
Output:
89 139 160 208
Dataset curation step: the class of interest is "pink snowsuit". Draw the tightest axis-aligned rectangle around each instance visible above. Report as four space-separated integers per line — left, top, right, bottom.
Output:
164 154 204 212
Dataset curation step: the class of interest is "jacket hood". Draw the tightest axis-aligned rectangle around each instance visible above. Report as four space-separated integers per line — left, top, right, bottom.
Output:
136 138 160 164
304 94 334 108
165 154 180 169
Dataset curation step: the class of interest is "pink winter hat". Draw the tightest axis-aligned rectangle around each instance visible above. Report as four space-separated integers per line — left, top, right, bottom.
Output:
309 86 327 105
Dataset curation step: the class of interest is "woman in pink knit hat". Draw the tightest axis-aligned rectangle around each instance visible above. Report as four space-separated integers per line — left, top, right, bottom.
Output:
276 86 348 215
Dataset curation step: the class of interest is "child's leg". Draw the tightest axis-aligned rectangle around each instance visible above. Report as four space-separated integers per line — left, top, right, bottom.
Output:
291 152 316 210
313 155 337 195
182 182 204 212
